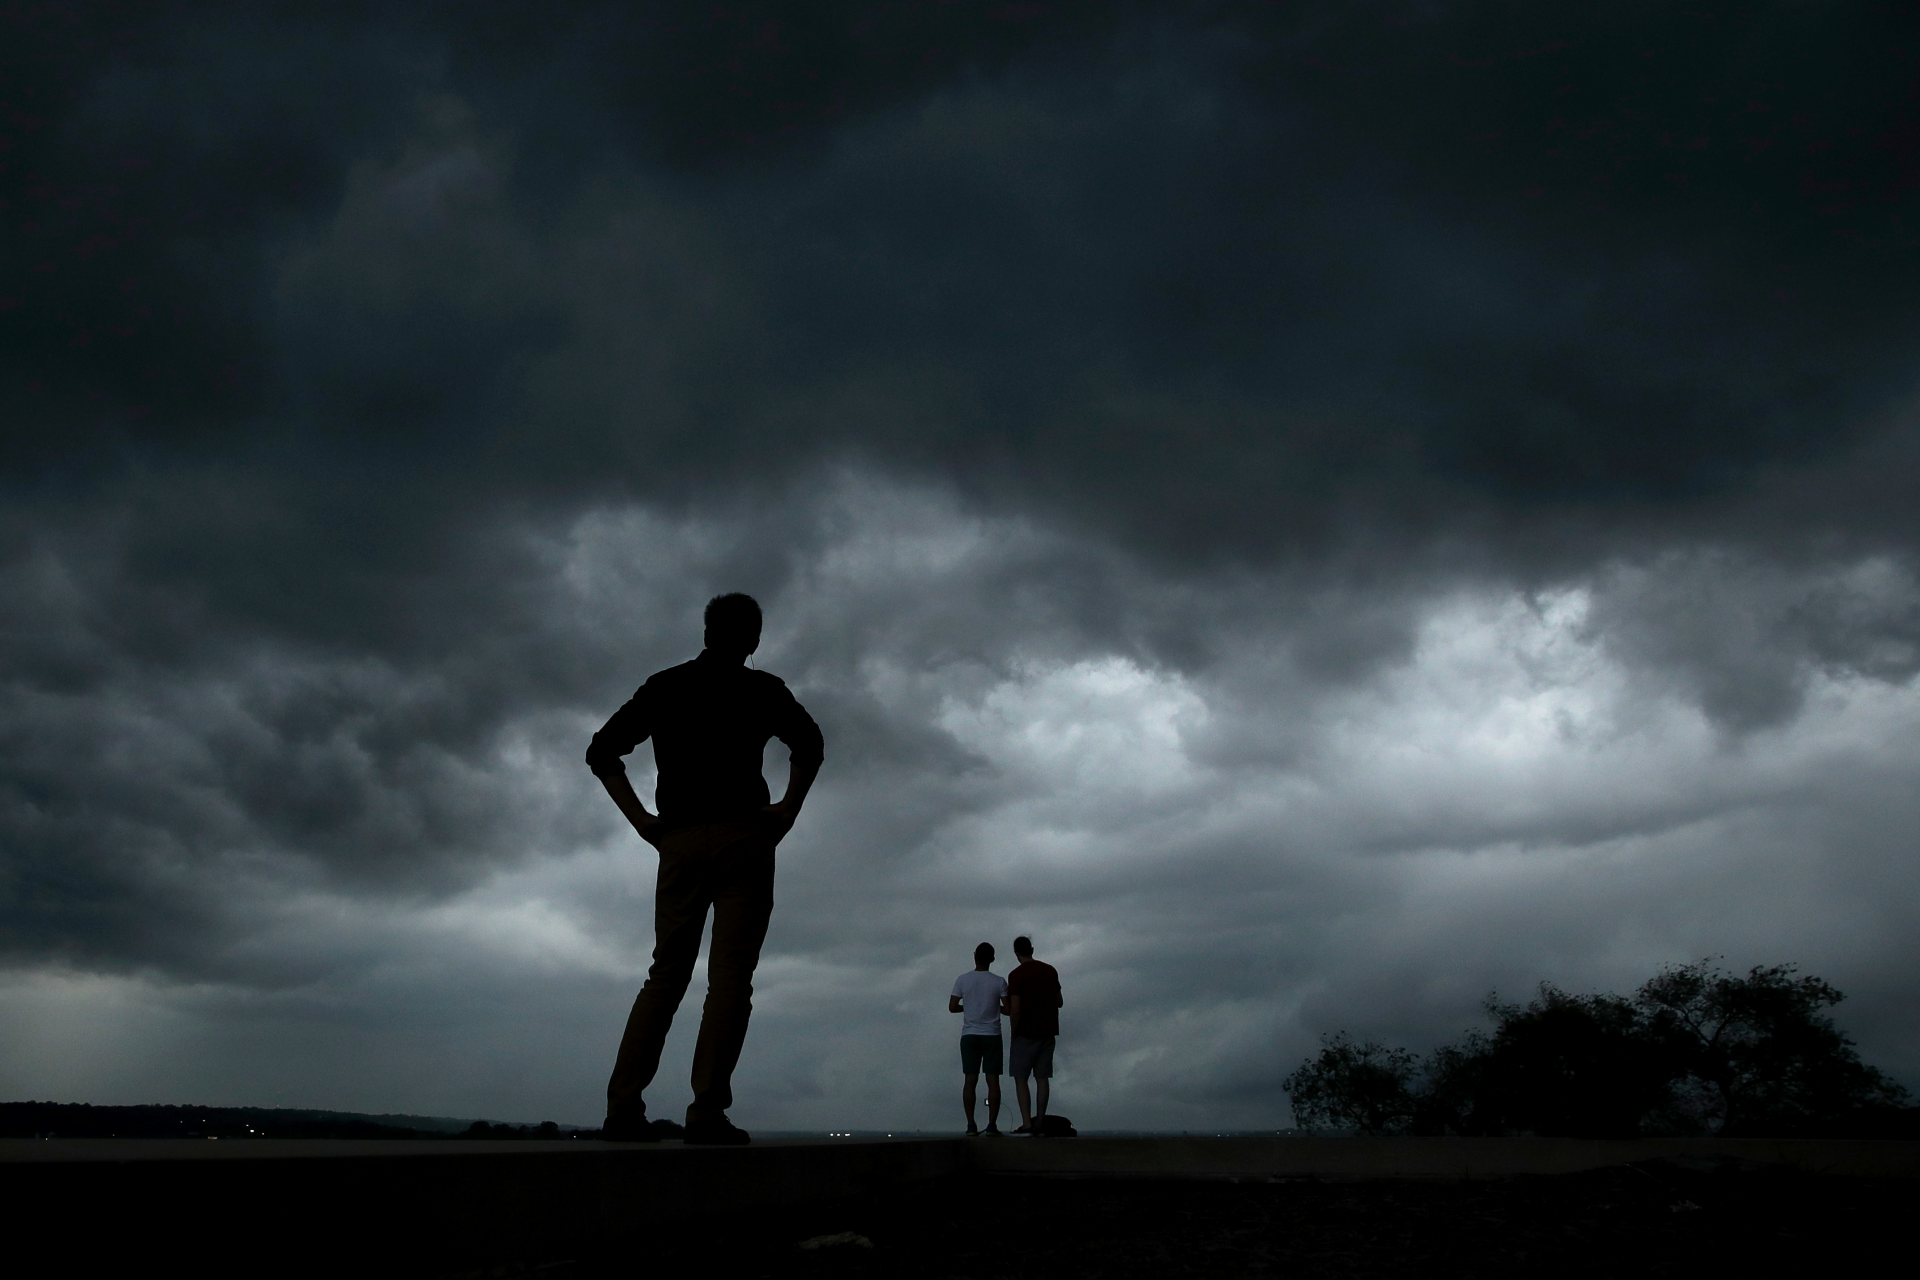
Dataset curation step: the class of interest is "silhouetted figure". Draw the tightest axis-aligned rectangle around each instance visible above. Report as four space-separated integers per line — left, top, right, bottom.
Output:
1006 935 1063 1134
949 941 1008 1135
586 593 823 1145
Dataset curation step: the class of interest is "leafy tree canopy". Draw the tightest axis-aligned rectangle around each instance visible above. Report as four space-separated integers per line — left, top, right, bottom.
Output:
1283 961 1910 1138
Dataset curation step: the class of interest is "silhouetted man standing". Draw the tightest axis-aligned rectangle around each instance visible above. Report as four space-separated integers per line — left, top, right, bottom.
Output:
949 941 1008 1136
586 593 823 1145
1006 935 1063 1135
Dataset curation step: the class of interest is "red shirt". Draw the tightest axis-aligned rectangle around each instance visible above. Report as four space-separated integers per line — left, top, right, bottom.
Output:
1006 959 1062 1039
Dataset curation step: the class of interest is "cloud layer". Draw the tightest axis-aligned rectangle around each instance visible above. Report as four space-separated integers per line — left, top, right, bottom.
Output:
3 2 1918 1128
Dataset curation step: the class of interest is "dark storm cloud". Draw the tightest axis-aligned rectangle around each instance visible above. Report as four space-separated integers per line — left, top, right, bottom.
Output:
10 2 1917 536
1583 550 1920 730
3 1 1920 1118
468 0 1920 568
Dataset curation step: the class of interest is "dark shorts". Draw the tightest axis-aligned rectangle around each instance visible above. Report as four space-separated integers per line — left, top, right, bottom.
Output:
1010 1035 1055 1081
960 1034 1003 1076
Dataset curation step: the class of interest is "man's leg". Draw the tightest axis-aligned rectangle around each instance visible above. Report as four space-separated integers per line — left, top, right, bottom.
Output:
962 1072 979 1130
1009 1037 1036 1129
1014 1077 1033 1128
981 1035 1005 1132
1029 1028 1059 1120
606 833 713 1125
1036 1078 1050 1118
685 825 775 1126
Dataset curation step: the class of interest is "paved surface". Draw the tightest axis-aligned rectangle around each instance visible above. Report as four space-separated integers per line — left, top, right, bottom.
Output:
5 1134 1915 1275
6 1132 1917 1176
548 1158 1913 1280
0 1134 897 1161
970 1134 1920 1180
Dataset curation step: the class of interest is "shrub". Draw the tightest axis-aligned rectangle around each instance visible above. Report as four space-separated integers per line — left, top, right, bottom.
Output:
1281 1033 1419 1134
1283 961 1909 1138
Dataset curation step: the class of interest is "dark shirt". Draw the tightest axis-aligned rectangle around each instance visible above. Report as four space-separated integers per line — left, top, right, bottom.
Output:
585 650 824 827
1006 959 1062 1040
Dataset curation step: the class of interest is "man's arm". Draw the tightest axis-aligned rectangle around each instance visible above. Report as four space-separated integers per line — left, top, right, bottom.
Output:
1008 993 1022 1036
765 754 820 836
586 688 663 843
948 994 965 1013
598 769 665 844
765 686 825 837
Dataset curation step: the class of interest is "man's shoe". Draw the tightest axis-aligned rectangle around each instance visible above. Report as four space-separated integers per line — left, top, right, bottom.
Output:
984 1124 1005 1136
965 1124 980 1136
598 1115 660 1142
1011 1122 1033 1135
683 1116 751 1146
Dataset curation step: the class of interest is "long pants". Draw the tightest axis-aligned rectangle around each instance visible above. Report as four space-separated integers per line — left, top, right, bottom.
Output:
606 821 776 1125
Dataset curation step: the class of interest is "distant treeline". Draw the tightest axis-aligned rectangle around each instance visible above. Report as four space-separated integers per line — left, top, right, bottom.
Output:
1284 961 1917 1139
461 1120 571 1139
0 1103 577 1140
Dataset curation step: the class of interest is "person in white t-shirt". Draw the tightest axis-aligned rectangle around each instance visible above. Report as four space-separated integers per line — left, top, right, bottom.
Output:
947 942 1009 1136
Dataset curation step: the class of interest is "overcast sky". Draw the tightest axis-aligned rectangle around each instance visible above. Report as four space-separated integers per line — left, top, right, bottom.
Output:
4 1 1919 1131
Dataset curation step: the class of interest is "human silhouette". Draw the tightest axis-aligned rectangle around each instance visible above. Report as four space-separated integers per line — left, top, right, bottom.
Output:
586 593 823 1145
1006 935 1063 1134
949 941 1008 1136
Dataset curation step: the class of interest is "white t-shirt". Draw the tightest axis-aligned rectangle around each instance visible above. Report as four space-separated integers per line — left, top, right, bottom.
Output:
951 969 1007 1038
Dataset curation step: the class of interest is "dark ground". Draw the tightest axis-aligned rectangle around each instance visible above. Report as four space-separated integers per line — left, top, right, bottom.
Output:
452 1159 1907 1279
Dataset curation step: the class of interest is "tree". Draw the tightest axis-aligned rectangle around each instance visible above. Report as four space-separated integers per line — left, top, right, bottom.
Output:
1284 961 1910 1138
1635 961 1909 1134
1422 987 1673 1138
1282 1033 1419 1134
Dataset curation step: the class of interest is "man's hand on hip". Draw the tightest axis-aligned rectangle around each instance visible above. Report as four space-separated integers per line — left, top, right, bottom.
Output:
762 800 798 841
598 770 668 848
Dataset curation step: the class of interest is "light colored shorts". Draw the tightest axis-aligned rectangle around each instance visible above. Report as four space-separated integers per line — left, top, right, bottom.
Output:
1010 1035 1055 1081
960 1034 1003 1076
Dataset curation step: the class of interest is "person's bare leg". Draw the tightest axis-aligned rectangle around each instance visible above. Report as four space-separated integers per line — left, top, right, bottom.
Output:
1014 1077 1033 1128
1036 1078 1050 1118
962 1072 979 1130
986 1075 1002 1129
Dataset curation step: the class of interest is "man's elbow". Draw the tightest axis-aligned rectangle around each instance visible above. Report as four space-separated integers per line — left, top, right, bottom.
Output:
789 720 825 769
584 739 626 779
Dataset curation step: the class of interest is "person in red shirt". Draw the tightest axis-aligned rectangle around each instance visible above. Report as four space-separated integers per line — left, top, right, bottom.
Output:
1004 935 1063 1135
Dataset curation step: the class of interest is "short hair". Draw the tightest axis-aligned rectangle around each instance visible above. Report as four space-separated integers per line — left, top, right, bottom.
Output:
973 941 995 965
1013 936 1033 956
704 593 762 634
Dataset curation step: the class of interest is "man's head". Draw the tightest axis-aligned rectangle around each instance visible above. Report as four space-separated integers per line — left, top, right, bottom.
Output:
704 593 762 658
1013 936 1033 959
974 941 995 969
